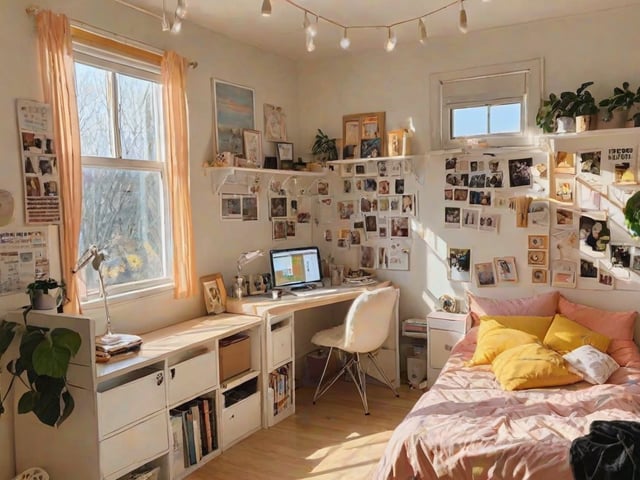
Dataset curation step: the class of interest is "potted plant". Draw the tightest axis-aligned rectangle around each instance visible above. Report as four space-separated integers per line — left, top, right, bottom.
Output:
573 83 599 132
26 278 65 310
598 82 636 129
0 308 81 426
536 82 596 133
624 190 640 237
311 129 338 161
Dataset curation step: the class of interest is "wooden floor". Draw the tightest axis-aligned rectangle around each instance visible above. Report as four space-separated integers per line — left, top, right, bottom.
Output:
186 382 422 480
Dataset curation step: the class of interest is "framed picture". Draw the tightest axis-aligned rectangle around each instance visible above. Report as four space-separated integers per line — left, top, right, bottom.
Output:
552 260 577 288
242 129 263 168
263 103 287 142
387 129 410 157
221 194 242 220
474 262 496 287
201 273 227 315
528 234 548 250
342 112 385 160
248 273 268 295
493 256 518 283
532 269 548 284
276 142 294 162
448 247 471 282
527 249 548 267
213 79 255 155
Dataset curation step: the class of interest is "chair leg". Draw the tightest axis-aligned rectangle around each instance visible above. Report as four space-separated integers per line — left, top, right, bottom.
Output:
348 352 369 415
367 352 399 398
313 348 354 404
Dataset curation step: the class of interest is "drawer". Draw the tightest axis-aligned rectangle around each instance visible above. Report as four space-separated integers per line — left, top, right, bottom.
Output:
428 317 468 334
429 328 463 369
222 393 261 449
100 411 169 480
169 350 217 406
97 369 166 439
270 323 292 368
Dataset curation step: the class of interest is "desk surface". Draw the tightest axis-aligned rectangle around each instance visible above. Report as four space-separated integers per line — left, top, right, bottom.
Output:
226 283 389 317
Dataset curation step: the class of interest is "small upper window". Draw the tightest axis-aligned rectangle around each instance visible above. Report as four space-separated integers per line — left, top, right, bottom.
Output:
430 59 541 149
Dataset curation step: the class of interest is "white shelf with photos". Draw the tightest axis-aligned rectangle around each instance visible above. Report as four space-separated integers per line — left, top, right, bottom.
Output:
326 154 421 165
542 126 640 152
206 166 325 195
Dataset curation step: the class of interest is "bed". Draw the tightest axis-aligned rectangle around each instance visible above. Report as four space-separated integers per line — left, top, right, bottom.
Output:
375 292 640 480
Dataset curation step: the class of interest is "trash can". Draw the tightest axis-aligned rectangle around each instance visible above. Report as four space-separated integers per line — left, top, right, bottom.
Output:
303 348 338 387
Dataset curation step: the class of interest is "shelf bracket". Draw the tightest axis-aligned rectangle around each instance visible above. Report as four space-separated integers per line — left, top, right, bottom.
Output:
213 168 236 195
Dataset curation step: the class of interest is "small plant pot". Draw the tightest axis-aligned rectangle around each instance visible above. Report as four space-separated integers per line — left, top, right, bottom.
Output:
597 108 627 129
31 290 57 310
555 116 575 133
575 114 597 133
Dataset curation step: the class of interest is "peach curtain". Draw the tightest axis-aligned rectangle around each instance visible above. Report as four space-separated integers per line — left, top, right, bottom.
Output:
35 11 82 313
162 51 197 298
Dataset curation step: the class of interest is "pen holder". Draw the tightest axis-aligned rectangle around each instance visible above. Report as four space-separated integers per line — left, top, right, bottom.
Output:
330 265 344 286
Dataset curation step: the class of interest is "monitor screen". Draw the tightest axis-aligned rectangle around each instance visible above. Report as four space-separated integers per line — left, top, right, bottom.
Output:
270 247 322 288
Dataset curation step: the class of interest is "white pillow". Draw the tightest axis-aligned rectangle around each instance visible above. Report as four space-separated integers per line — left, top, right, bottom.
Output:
563 345 619 384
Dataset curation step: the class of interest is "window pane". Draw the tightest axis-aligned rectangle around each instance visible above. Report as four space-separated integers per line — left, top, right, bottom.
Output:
490 103 521 134
80 167 167 292
452 106 488 138
117 74 160 161
75 63 115 157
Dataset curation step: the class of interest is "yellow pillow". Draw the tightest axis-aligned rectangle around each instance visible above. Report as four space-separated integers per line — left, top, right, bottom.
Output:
543 314 610 354
479 315 554 341
468 319 539 366
492 343 582 391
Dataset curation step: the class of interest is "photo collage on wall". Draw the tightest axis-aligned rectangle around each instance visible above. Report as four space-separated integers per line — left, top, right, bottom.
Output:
321 158 413 271
548 141 640 291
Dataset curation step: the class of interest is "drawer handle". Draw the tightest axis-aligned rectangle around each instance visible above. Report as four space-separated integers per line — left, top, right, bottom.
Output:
156 372 164 385
230 414 235 419
444 344 453 351
170 368 176 379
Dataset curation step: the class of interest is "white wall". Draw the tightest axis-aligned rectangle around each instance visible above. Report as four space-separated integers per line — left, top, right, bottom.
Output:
296 5 640 322
0 0 303 476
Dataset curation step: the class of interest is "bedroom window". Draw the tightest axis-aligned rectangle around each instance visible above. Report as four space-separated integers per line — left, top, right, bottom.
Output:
430 59 542 149
73 47 172 302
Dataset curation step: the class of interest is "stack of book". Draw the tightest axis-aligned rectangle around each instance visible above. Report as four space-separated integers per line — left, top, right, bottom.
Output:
169 396 217 475
269 363 291 416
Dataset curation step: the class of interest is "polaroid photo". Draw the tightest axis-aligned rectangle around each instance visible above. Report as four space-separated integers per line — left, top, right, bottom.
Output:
554 151 576 174
528 235 549 250
390 216 410 238
531 269 548 285
493 256 518 283
551 260 577 288
474 262 496 287
527 250 548 267
508 157 533 187
461 208 479 229
360 245 376 269
337 200 355 220
453 188 468 202
272 220 287 240
448 248 471 282
444 207 461 229
478 213 499 232
221 194 242 220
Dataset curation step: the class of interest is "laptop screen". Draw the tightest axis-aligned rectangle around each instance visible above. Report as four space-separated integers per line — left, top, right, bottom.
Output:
269 246 322 288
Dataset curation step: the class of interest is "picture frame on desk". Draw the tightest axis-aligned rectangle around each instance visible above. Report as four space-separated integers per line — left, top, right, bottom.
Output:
202 273 227 314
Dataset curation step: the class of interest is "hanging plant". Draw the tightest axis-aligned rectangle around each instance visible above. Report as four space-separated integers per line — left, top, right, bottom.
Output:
624 190 640 237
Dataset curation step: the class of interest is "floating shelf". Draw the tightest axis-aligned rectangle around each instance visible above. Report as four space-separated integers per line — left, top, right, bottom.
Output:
206 166 325 194
325 154 420 165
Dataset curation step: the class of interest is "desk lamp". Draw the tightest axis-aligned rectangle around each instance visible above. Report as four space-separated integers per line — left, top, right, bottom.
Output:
73 245 140 346
234 249 264 299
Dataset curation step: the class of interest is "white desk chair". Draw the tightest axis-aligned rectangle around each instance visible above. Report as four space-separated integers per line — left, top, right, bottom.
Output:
311 286 399 414
13 468 49 480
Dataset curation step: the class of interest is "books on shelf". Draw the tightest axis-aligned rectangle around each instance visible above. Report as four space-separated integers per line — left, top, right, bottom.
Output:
170 396 218 470
269 362 292 416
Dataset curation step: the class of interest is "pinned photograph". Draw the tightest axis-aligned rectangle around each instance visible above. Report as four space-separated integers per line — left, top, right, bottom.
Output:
462 208 479 229
469 173 486 188
270 197 287 218
528 200 549 227
377 160 388 177
401 194 415 215
469 190 492 206
579 214 610 254
485 172 503 188
527 250 548 267
528 235 548 250
341 164 354 177
632 255 640 273
445 157 457 170
578 150 601 176
474 262 496 287
448 248 471 282
354 163 367 176
272 220 287 240
221 194 242 219
532 269 548 285
445 173 468 187
554 176 575 203
389 196 401 212
494 256 518 283
286 220 296 238
445 207 461 229
610 244 632 268
394 178 405 194
478 213 499 232
318 180 329 195
390 216 409 238
389 160 403 176
508 157 533 187
552 260 577 288
454 189 468 201
388 242 410 271
580 258 598 278
554 151 576 174
343 179 353 194
555 207 575 228
337 200 355 220
360 245 376 269
378 197 390 212
364 178 377 192
378 180 390 195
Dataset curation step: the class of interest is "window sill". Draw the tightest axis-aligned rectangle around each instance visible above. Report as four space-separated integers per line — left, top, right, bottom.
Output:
81 282 174 310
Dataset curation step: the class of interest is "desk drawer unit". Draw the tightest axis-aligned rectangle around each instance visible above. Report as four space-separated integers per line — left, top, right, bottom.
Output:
97 369 166 439
222 393 261 450
269 317 293 369
168 350 218 407
427 312 469 387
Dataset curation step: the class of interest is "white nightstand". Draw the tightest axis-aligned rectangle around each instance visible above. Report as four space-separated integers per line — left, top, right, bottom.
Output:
427 311 470 387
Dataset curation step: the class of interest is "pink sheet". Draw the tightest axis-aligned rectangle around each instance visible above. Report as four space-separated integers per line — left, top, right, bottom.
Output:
375 327 640 480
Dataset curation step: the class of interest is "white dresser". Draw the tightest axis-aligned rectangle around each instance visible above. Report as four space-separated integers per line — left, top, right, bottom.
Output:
426 311 470 387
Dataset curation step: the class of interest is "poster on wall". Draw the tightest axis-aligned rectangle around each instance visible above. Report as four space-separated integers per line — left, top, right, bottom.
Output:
16 99 61 225
0 228 49 296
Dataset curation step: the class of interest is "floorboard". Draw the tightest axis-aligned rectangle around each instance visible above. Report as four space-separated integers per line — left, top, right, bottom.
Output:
185 382 422 480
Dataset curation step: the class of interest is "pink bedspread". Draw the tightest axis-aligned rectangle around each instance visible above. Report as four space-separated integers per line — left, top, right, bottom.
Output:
375 328 640 480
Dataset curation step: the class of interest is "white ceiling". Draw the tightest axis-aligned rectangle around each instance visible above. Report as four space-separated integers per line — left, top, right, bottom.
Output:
119 0 640 60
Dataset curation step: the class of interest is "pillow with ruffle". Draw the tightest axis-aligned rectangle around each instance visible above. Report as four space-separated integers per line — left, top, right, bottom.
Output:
563 345 619 384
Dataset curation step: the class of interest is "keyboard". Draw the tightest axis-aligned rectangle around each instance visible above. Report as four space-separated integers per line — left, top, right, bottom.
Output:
290 288 338 298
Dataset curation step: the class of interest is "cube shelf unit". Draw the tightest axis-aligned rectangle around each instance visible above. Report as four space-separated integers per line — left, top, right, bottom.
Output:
11 311 262 480
265 313 295 426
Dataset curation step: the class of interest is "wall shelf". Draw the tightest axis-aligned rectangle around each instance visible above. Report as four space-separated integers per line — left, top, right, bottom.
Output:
325 154 420 165
206 166 325 195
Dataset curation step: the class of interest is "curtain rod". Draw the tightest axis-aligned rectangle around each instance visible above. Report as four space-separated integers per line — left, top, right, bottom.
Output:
25 5 198 69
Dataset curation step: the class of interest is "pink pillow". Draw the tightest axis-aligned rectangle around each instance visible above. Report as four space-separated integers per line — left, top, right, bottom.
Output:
558 296 635 341
467 290 559 326
608 339 640 368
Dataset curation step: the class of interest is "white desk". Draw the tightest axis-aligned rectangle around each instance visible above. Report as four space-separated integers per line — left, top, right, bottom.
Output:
226 283 400 427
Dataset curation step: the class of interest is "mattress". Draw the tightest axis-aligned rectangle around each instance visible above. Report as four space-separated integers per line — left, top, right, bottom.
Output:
375 327 640 480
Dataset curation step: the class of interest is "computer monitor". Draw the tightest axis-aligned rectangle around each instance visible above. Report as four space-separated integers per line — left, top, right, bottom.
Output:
269 246 322 289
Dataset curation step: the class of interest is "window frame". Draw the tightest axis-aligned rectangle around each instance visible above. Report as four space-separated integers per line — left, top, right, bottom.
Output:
73 49 173 305
430 58 543 150
450 98 524 139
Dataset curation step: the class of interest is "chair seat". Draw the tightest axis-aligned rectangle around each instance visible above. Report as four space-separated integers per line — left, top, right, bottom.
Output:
311 324 345 349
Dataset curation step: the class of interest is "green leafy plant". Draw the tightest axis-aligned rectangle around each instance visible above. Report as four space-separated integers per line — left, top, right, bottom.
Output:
624 190 640 237
26 278 66 306
311 129 338 161
599 82 637 121
536 82 596 133
0 308 81 426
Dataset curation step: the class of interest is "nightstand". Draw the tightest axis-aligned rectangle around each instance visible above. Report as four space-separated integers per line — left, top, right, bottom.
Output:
427 311 470 387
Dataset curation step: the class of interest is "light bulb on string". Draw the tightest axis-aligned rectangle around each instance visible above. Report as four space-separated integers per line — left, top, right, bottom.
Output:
340 28 350 49
384 27 397 52
261 0 271 16
171 19 182 34
306 32 316 52
459 0 468 34
175 0 187 19
307 15 318 37
418 18 427 44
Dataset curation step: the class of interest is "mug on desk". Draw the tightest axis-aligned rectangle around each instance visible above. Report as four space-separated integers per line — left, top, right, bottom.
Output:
330 265 344 286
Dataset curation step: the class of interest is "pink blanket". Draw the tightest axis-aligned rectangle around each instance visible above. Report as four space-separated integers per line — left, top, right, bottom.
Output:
375 328 640 479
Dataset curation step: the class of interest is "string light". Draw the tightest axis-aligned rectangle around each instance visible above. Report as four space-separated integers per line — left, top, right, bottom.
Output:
340 28 351 49
459 0 469 34
261 0 484 52
384 27 397 52
175 0 187 19
261 0 271 17
418 18 427 44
